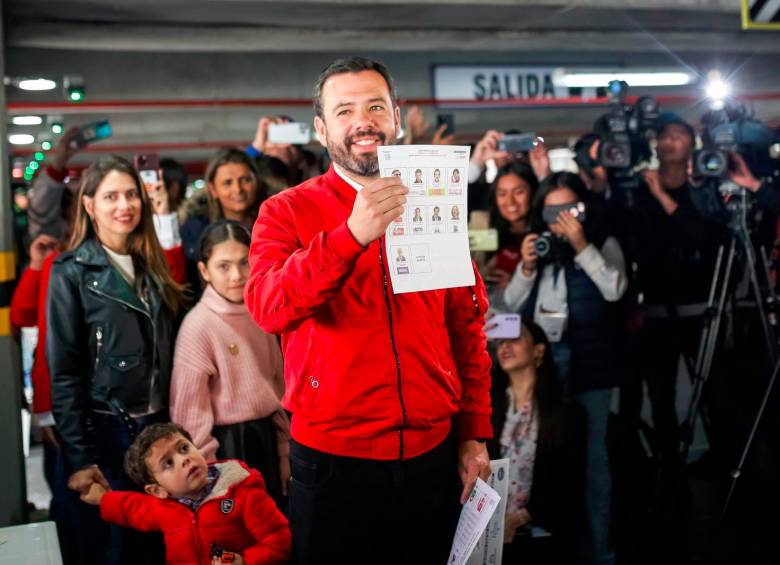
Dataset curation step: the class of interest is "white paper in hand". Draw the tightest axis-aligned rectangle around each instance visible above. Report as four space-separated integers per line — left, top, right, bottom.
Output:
377 145 475 294
467 459 510 565
447 477 501 565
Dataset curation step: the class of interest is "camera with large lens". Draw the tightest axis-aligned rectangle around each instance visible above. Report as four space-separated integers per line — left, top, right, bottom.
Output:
595 81 659 171
533 231 555 259
693 101 780 223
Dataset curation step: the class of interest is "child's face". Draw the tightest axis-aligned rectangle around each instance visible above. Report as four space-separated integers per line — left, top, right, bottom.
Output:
143 434 209 500
198 239 250 304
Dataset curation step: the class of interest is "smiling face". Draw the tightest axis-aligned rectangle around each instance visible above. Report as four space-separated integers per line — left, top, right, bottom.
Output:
198 239 250 304
143 434 209 500
313 70 400 181
83 170 142 250
209 162 258 221
495 172 532 224
497 327 545 373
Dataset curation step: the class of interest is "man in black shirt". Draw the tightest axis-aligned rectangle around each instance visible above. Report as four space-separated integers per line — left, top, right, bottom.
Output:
628 115 726 473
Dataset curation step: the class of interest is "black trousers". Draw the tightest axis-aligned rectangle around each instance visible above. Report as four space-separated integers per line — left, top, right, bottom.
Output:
213 416 284 510
288 435 462 565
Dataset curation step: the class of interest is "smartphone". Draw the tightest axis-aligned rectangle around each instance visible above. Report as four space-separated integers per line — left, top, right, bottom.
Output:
498 132 539 153
485 313 522 340
134 154 160 191
542 201 586 225
436 114 455 138
268 122 311 144
468 229 499 252
70 120 112 149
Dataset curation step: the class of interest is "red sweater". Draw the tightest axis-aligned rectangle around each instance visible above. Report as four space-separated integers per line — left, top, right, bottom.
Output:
10 247 186 416
100 460 291 565
245 166 493 461
11 253 58 415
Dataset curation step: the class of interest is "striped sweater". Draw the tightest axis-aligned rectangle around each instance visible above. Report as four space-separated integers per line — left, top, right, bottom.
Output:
170 284 288 461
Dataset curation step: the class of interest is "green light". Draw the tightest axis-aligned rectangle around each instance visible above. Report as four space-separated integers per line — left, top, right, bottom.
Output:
29 161 39 171
34 151 45 161
69 90 83 102
41 140 52 150
51 123 64 134
24 172 33 181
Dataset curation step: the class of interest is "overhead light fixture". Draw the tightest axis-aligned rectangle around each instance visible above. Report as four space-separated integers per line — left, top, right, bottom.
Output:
8 134 35 145
12 115 43 126
63 74 85 103
559 72 693 88
18 78 57 91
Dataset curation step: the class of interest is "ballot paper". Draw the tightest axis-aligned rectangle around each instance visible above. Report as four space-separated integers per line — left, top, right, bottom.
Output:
467 459 509 565
447 478 501 565
378 145 475 294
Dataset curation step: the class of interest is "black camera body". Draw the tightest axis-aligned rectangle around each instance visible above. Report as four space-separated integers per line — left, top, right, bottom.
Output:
533 231 556 259
595 81 659 171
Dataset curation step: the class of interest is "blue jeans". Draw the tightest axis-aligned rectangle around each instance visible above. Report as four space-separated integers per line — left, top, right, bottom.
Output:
552 343 616 565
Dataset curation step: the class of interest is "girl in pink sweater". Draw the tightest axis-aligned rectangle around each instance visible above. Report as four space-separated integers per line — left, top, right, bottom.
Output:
170 220 289 507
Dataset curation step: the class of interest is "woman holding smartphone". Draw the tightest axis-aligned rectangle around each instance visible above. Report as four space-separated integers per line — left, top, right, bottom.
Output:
47 155 185 564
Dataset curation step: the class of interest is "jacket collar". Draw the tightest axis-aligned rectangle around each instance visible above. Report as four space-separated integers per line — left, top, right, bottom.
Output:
75 238 152 315
323 164 363 204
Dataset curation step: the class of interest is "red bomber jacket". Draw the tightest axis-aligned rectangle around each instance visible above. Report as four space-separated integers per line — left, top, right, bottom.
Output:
100 460 291 565
245 165 493 461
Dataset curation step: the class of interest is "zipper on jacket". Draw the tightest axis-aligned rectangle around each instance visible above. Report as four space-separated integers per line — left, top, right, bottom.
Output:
87 284 158 412
378 240 407 460
94 326 103 370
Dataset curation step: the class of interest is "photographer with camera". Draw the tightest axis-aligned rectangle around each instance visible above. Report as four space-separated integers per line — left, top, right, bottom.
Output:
500 172 626 565
620 114 726 484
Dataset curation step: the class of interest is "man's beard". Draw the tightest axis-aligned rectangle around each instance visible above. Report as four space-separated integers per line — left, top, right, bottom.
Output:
326 128 392 177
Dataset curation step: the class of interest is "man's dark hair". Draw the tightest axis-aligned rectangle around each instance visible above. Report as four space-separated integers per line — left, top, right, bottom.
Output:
124 423 193 487
313 57 398 119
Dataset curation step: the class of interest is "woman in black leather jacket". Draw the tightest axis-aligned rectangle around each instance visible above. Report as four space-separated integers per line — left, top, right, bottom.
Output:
47 155 186 565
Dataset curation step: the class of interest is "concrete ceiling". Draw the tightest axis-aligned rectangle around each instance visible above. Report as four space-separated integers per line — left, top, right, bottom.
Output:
4 1 778 169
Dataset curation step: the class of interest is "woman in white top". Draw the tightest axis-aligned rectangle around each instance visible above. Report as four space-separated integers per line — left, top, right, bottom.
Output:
499 172 627 565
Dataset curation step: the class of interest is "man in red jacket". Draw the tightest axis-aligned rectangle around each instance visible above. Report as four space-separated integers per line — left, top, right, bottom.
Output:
245 56 493 564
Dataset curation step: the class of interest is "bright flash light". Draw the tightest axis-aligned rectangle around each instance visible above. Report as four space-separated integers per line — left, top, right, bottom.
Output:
705 71 730 103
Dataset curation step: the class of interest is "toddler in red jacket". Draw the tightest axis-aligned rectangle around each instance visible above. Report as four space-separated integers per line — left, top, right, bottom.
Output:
81 423 291 565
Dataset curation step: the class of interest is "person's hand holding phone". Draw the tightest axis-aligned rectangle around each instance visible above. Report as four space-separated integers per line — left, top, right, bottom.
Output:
432 123 456 146
529 140 551 181
52 127 82 173
148 175 170 215
29 234 61 270
551 211 588 253
471 130 509 170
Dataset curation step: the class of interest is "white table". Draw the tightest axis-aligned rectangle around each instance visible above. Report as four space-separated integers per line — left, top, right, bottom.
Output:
0 522 62 565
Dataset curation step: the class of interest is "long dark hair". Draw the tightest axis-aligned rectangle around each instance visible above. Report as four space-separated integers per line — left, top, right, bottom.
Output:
204 148 264 222
490 320 565 457
529 171 609 260
69 155 186 314
489 162 539 250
